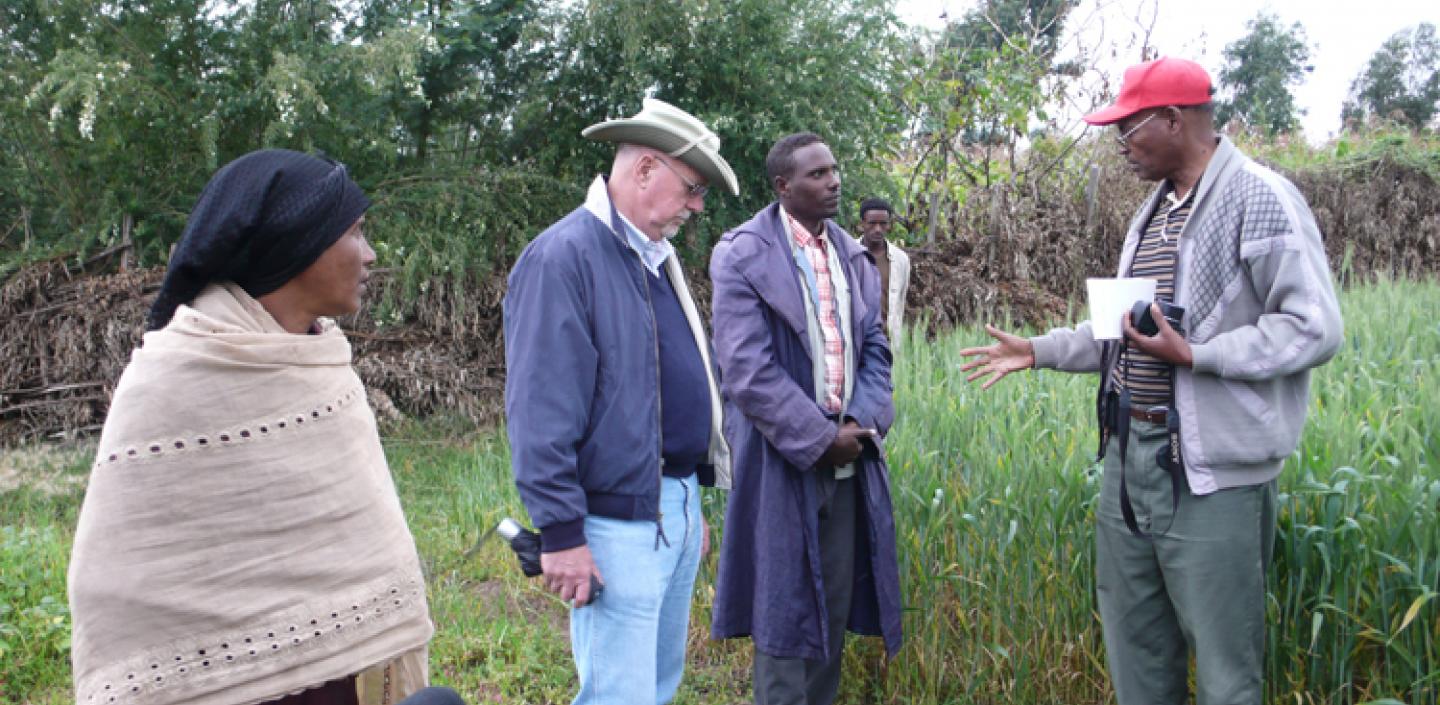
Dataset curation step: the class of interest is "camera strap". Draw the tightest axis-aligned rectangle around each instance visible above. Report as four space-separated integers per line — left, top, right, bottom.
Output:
1113 343 1185 541
1094 341 1117 461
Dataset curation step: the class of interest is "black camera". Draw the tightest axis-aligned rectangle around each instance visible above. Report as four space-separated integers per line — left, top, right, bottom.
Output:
1130 300 1185 337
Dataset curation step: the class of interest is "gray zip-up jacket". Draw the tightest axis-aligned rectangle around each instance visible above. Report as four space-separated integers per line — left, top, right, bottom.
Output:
1030 136 1343 494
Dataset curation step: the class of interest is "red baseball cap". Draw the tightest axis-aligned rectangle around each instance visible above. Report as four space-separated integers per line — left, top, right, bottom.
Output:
1083 57 1213 126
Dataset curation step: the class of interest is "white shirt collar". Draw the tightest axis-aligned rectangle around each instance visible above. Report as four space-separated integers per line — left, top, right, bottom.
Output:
583 175 674 277
618 212 674 277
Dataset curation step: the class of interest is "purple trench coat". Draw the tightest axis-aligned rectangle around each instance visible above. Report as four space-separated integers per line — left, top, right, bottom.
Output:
709 203 903 660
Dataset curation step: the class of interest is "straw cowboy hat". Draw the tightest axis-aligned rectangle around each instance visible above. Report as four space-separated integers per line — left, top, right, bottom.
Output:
582 98 740 196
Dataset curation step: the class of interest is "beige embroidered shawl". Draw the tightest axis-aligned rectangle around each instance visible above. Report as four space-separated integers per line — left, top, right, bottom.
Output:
69 283 433 705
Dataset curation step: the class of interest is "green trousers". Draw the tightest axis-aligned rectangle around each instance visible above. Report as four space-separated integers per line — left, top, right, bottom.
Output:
1097 419 1277 705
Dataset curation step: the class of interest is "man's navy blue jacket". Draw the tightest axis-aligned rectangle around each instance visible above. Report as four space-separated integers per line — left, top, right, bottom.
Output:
503 178 730 551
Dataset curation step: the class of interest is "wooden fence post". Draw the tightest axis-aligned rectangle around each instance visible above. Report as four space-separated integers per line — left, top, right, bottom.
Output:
120 214 134 271
1083 163 1100 235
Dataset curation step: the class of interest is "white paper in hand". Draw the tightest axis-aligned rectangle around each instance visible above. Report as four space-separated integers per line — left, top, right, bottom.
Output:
1086 277 1156 340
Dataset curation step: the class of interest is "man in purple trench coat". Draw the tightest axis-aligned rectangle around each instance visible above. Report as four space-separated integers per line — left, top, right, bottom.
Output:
709 133 903 705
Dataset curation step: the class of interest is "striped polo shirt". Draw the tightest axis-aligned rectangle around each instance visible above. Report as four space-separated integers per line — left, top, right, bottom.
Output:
1113 186 1194 407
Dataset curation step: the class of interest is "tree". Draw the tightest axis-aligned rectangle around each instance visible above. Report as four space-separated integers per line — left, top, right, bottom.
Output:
893 0 1081 244
6 0 228 265
356 0 541 165
3 0 565 284
938 0 1079 145
1342 23 1440 129
1215 13 1312 136
509 0 910 253
2 0 911 290
944 0 1075 60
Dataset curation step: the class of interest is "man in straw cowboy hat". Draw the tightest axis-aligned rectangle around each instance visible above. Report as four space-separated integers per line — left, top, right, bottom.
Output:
959 57 1342 704
503 98 736 704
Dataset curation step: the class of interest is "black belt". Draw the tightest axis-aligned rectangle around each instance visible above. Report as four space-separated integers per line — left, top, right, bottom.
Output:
1128 406 1169 424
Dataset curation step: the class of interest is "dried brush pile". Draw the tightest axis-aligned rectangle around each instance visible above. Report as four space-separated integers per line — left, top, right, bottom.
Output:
345 274 510 430
1292 158 1440 283
3 148 1436 443
907 157 1150 330
0 265 516 444
907 146 1440 332
0 260 162 444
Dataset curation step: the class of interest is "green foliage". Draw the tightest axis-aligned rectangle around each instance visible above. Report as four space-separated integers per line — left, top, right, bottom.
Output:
0 0 583 302
894 0 1079 243
1216 13 1313 136
354 0 542 164
4 281 1436 704
1343 23 1440 130
363 167 583 325
2 0 912 300
3 0 221 264
0 529 73 699
507 0 910 250
1239 127 1440 182
929 0 1078 150
0 527 74 701
0 445 89 703
943 0 1076 63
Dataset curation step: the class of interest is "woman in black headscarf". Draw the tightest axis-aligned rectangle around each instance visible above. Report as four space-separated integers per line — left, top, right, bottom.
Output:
147 149 373 332
70 150 461 705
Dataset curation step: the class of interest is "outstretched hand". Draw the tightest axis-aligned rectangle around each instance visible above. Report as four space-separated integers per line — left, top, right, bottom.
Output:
959 324 1036 389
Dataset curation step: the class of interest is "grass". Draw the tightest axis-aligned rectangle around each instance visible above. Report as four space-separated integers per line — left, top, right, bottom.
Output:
2 279 1437 704
870 280 1440 705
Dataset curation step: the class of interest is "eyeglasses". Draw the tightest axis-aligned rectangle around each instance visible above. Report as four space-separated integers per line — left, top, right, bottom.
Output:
654 156 709 198
1115 111 1161 147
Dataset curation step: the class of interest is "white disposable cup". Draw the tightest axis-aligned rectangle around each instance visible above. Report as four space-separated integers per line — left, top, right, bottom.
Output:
1086 277 1156 340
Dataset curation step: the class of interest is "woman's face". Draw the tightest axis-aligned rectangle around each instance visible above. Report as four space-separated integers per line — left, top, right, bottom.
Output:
289 217 376 317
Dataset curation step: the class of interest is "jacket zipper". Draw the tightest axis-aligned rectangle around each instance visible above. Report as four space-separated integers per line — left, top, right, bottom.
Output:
636 252 669 551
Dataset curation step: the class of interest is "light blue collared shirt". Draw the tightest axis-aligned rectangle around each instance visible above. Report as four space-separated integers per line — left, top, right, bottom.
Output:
617 212 675 277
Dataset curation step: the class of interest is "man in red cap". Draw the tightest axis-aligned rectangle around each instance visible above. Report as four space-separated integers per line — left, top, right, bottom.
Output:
959 57 1343 704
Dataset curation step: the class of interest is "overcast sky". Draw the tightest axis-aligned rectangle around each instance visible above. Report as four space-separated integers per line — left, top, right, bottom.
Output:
896 0 1439 143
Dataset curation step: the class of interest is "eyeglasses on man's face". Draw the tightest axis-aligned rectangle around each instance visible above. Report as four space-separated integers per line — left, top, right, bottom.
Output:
655 156 709 198
1115 110 1162 148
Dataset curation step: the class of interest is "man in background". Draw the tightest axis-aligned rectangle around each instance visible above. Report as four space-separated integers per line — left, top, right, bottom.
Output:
856 197 911 349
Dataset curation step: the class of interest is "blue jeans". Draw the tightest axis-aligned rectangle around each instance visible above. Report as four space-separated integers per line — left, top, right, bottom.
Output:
571 475 703 705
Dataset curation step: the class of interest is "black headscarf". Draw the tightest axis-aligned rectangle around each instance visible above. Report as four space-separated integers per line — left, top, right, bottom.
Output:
147 149 371 330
